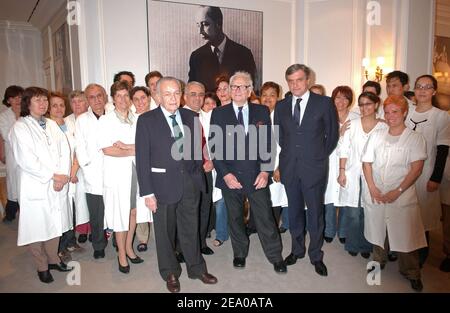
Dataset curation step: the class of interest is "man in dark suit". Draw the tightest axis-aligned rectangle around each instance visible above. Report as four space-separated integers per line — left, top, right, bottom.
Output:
188 6 257 93
274 64 339 277
135 77 217 293
209 71 286 274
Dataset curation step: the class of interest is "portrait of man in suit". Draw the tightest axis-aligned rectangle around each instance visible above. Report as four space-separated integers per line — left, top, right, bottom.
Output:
188 6 258 93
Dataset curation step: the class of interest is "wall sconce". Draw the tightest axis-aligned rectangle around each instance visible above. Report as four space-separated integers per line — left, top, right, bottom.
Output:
362 57 385 82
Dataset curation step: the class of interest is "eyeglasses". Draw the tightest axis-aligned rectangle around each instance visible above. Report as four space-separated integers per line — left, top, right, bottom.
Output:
358 101 376 107
414 84 434 90
188 92 205 98
230 85 251 91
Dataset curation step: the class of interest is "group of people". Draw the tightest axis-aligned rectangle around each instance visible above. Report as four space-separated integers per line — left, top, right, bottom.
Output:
1 63 449 293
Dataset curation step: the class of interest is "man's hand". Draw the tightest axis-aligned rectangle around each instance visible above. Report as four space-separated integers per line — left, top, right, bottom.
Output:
368 185 384 204
254 172 269 190
145 195 157 213
53 174 69 185
203 160 214 172
427 180 440 192
223 173 243 189
273 168 281 183
382 189 402 203
337 172 346 188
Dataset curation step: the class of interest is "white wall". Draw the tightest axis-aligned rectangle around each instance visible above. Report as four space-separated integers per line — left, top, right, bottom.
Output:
0 21 45 95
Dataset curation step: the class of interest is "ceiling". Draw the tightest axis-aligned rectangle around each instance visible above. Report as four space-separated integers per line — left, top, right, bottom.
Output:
0 0 66 30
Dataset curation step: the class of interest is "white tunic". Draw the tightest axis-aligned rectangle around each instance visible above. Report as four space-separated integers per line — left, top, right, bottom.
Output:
269 110 288 207
10 117 71 246
325 111 359 205
65 114 90 226
406 106 450 230
98 110 136 232
0 108 19 200
337 117 387 207
361 127 427 252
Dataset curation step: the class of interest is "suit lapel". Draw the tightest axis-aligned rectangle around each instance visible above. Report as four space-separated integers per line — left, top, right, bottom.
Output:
156 107 176 143
300 93 315 128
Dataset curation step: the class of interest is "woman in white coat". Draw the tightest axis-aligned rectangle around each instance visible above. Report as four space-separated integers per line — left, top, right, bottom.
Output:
0 85 23 222
65 90 91 243
337 92 387 257
98 81 142 274
324 86 359 244
10 87 72 283
362 95 427 292
407 75 450 266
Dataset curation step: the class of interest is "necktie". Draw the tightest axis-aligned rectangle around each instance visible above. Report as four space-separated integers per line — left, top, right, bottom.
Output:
169 114 183 153
237 106 244 126
213 46 221 63
293 98 302 126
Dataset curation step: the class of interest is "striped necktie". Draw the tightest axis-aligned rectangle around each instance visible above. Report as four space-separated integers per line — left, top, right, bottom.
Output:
169 114 183 153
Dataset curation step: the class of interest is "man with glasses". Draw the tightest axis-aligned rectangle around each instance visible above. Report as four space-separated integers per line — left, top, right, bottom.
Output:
209 71 286 274
188 6 257 93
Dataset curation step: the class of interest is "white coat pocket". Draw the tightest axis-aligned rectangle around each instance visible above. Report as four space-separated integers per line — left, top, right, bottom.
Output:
151 167 166 173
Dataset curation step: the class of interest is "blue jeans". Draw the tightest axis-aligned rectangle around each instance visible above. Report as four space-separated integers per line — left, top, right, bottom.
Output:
344 205 372 253
280 206 289 229
324 203 346 239
214 198 229 241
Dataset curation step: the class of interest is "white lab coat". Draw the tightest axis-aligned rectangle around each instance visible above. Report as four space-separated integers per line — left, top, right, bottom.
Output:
10 116 71 246
65 114 90 226
0 108 19 200
406 106 450 231
98 110 136 232
269 111 288 207
75 111 105 195
324 111 359 205
361 127 427 252
337 117 387 207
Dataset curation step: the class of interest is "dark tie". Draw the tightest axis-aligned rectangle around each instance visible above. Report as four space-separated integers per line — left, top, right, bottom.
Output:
293 98 302 126
237 106 244 127
169 114 183 153
213 46 221 62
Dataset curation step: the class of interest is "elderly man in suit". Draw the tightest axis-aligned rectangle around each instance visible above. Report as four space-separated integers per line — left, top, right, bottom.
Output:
188 6 257 92
209 71 286 274
135 77 217 293
274 64 339 277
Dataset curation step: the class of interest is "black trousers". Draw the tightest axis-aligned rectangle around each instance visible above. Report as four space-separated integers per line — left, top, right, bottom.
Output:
199 171 213 249
4 200 19 220
285 176 325 263
59 199 77 252
85 193 106 251
153 171 207 281
222 187 283 264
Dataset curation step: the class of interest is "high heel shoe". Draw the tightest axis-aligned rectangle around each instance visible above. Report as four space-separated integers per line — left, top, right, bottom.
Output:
127 254 144 264
118 257 130 274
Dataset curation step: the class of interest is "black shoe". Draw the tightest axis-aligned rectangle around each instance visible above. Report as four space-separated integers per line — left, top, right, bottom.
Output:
388 252 398 262
48 262 73 272
127 255 144 264
361 252 371 259
348 251 358 257
93 249 105 259
273 261 287 273
88 234 92 242
233 257 246 268
78 234 87 243
176 252 185 263
324 236 333 243
313 261 328 276
439 257 450 272
37 270 54 283
410 279 423 292
279 227 287 234
118 258 130 274
284 253 304 266
201 246 214 255
339 237 346 244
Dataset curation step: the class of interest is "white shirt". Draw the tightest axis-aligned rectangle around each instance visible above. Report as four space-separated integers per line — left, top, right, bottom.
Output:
210 36 227 64
160 106 184 137
232 102 249 133
291 90 310 126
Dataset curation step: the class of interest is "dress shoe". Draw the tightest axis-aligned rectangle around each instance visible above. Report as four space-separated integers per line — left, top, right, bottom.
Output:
246 227 257 236
339 237 346 244
284 253 304 266
37 270 54 283
176 252 185 263
313 261 328 276
166 274 180 293
409 279 423 292
201 246 214 255
93 249 105 259
197 272 218 284
273 261 287 273
48 262 73 272
233 257 246 268
348 251 358 257
118 258 130 274
388 251 398 262
439 257 450 272
78 234 88 243
324 236 333 243
127 255 144 264
361 252 371 259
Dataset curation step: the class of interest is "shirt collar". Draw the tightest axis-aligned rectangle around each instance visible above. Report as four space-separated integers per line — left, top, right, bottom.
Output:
292 90 310 106
232 102 248 112
211 36 227 54
160 105 180 119
114 109 134 125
